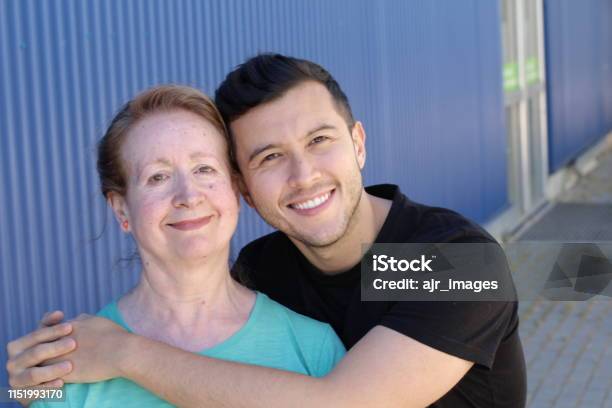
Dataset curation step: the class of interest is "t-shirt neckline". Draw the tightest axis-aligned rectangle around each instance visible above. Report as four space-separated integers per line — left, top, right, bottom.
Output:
107 291 263 355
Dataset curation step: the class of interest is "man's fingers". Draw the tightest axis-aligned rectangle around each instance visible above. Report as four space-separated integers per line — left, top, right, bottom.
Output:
40 378 65 388
8 338 76 374
39 311 65 328
6 324 73 358
9 361 72 388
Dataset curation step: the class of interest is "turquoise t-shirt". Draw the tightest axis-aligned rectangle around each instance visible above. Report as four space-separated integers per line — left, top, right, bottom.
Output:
34 292 345 408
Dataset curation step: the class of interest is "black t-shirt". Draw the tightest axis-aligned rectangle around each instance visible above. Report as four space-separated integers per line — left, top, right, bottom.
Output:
234 184 526 408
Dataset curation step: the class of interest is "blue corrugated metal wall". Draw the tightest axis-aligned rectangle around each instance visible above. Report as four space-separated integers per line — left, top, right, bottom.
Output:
0 0 506 392
545 0 612 171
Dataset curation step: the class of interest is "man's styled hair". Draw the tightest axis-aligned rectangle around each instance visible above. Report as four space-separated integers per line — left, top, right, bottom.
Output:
215 53 355 168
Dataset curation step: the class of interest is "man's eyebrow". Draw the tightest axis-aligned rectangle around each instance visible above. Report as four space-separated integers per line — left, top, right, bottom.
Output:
304 124 337 138
248 143 278 163
247 124 338 163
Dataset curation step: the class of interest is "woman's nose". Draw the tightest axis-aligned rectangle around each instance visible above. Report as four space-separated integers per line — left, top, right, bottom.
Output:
172 176 204 208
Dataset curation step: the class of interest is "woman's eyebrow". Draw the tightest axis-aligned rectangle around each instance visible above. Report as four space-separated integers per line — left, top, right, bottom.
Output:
135 158 172 178
189 152 218 161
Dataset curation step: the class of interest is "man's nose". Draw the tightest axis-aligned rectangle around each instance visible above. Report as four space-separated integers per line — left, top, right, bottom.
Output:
287 155 321 189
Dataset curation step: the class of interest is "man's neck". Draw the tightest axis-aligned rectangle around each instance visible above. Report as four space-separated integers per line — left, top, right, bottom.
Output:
292 190 392 274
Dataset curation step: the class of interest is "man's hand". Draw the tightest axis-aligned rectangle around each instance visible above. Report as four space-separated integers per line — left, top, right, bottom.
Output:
6 311 75 406
47 315 130 383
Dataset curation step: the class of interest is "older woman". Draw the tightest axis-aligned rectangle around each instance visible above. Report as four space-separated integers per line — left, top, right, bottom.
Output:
29 85 345 407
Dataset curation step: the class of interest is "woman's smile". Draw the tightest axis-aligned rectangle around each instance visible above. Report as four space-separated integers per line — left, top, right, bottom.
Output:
168 215 213 231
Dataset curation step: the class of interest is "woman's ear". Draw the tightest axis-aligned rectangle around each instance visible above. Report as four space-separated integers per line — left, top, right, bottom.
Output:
107 192 131 232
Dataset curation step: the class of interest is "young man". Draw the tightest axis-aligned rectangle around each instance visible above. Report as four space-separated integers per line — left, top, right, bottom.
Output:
7 54 526 407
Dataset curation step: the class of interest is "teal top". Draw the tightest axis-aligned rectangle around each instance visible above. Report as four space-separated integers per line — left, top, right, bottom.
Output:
33 292 345 407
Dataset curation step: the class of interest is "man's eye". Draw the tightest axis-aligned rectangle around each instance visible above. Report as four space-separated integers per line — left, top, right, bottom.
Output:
148 173 168 184
310 135 328 145
262 153 281 163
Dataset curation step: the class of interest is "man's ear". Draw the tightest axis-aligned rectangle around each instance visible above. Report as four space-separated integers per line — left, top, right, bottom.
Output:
237 176 255 208
229 172 242 208
107 192 131 232
351 121 367 170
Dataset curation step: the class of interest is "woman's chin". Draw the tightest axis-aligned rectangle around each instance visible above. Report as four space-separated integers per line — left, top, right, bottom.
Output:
169 241 228 262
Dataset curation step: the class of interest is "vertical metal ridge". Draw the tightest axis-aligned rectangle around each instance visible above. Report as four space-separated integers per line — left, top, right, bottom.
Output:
0 1 537 394
545 0 612 171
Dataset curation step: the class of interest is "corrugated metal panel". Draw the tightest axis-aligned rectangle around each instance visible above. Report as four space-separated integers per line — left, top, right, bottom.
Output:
544 0 612 171
0 0 506 392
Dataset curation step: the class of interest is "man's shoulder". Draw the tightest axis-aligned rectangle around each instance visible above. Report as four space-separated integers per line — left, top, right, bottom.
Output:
416 204 495 242
236 231 290 265
232 231 297 289
399 199 495 244
367 184 496 244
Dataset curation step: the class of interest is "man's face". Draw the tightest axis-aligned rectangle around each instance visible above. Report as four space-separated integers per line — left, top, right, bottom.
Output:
231 81 366 248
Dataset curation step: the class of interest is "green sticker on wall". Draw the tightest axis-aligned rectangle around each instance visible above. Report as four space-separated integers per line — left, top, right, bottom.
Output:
525 57 539 84
503 63 519 92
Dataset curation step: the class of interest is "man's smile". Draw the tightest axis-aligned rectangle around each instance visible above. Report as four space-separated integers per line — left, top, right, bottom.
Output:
287 189 335 215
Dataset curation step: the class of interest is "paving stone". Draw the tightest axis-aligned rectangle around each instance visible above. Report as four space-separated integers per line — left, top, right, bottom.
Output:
517 148 612 408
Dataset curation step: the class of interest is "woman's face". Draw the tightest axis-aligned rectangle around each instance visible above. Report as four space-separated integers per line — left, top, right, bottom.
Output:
110 109 239 264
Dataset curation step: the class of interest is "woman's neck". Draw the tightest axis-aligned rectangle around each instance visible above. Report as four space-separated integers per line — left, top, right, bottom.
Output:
118 252 255 351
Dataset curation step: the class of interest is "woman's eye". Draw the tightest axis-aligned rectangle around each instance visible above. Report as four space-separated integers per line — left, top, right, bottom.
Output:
148 173 168 184
196 165 215 174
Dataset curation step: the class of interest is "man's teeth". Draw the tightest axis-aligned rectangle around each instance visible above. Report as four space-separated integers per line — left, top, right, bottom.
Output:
292 192 331 210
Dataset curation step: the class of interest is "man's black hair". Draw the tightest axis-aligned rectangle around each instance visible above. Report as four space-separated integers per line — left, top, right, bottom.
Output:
214 54 355 169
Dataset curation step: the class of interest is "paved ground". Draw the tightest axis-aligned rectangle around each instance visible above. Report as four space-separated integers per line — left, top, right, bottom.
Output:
516 148 612 407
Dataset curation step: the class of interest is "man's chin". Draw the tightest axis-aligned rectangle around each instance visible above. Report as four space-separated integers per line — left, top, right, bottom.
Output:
290 229 346 249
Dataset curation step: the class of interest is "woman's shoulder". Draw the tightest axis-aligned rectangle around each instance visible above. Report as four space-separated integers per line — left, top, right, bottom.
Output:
96 301 117 318
256 292 329 332
254 292 345 353
95 300 130 331
253 292 346 376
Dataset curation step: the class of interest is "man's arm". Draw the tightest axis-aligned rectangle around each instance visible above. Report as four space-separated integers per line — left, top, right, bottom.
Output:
8 315 472 407
70 318 472 407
